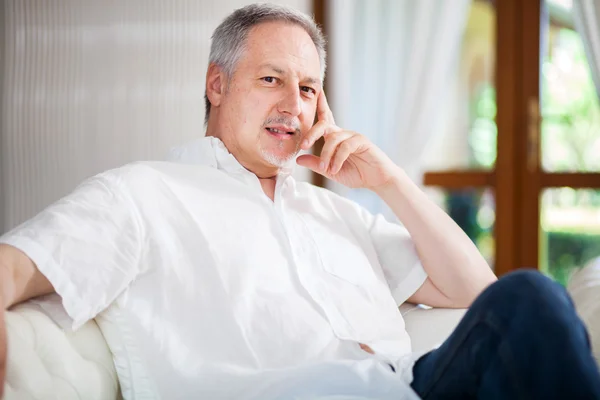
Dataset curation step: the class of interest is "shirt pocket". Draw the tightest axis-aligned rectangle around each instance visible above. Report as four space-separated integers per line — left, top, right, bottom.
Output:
302 216 376 286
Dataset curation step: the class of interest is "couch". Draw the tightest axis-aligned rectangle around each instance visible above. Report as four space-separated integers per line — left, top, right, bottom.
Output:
3 259 600 400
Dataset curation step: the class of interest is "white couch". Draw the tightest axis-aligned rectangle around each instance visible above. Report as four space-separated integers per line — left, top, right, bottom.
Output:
2 302 466 400
4 260 600 399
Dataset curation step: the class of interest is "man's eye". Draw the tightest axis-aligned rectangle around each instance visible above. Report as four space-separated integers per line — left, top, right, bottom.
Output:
301 86 316 95
262 77 277 84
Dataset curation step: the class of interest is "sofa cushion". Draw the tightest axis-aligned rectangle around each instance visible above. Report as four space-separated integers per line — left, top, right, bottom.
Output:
401 304 466 353
3 302 120 400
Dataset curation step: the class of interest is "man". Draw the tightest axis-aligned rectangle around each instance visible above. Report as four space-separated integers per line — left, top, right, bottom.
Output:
0 3 598 399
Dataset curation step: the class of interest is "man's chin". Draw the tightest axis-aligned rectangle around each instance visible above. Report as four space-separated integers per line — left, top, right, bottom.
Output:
260 149 299 169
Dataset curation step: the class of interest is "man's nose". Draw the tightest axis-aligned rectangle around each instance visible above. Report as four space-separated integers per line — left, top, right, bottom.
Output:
277 85 302 117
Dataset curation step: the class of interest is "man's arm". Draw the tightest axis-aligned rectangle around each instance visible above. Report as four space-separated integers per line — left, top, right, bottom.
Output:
298 90 496 309
0 244 54 309
0 243 55 397
373 168 497 309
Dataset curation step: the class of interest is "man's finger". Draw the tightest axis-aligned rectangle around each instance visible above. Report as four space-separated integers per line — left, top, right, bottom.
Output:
301 120 338 150
295 154 323 173
319 131 354 173
330 135 363 175
317 90 335 124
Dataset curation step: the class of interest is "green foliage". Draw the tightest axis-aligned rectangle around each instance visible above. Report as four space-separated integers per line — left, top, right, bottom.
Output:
540 27 600 172
544 231 600 285
446 190 483 241
469 84 497 168
468 27 600 172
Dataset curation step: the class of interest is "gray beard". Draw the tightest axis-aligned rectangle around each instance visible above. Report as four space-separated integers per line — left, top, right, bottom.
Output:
260 139 300 168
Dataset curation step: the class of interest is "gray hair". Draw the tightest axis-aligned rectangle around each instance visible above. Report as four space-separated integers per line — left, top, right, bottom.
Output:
204 3 327 123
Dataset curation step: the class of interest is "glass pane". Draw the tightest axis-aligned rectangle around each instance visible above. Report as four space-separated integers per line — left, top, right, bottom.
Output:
540 188 600 285
425 188 496 269
423 0 497 171
541 0 600 172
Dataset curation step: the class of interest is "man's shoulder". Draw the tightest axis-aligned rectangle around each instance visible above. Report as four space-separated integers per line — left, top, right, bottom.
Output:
95 161 218 191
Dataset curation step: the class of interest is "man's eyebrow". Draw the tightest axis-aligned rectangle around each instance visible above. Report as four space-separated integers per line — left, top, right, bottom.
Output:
258 63 286 75
258 63 322 87
302 76 322 88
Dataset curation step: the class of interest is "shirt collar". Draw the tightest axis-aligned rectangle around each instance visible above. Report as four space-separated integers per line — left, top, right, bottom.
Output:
168 136 295 180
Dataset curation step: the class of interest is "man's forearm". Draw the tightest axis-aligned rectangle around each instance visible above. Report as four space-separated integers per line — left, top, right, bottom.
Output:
0 244 54 309
374 167 497 306
0 248 18 310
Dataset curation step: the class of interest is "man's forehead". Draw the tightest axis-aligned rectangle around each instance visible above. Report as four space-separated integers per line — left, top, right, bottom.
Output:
244 22 322 80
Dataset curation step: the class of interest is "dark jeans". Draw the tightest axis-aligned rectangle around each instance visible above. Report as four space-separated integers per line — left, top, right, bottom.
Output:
410 269 600 399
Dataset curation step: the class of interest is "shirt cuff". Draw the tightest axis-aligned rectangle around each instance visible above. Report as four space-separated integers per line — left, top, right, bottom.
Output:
390 263 428 306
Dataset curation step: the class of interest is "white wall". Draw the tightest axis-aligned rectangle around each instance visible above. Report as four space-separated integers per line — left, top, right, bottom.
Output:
0 0 312 233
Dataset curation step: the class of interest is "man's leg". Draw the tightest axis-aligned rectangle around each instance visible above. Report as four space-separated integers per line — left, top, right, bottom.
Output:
410 269 600 399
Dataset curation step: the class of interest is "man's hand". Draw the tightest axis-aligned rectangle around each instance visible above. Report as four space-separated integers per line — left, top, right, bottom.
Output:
296 91 399 190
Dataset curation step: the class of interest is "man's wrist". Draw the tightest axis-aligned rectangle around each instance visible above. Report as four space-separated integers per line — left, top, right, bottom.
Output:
370 166 409 197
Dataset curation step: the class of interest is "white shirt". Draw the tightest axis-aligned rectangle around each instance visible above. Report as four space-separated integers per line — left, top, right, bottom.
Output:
1 137 428 399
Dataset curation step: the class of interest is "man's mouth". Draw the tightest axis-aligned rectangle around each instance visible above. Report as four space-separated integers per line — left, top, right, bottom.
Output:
265 126 297 140
266 127 295 135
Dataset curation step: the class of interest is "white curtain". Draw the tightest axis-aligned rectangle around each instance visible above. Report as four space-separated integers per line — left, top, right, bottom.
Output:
573 0 600 99
0 0 312 233
328 0 471 218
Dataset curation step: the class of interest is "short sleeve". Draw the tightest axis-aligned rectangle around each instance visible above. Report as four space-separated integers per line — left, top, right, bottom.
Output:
0 169 144 329
363 211 428 306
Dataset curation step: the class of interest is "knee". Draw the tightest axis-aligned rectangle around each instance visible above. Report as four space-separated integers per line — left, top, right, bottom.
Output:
486 270 591 348
478 269 575 318
499 269 562 294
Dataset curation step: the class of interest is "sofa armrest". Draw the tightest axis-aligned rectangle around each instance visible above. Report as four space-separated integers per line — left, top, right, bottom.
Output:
400 304 466 353
568 257 600 367
3 302 120 400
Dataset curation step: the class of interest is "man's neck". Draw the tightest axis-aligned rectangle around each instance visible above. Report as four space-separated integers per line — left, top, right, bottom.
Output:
258 177 277 201
205 128 281 201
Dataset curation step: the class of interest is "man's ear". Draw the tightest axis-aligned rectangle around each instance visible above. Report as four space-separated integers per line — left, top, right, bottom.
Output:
206 63 227 108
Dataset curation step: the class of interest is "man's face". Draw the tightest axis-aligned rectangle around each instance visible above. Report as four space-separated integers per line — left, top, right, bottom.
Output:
215 22 322 176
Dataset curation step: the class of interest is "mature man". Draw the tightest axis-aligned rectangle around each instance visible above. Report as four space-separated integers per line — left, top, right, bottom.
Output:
1 3 599 399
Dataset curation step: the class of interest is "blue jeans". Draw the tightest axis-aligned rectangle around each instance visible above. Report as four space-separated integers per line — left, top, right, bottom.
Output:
410 269 600 399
